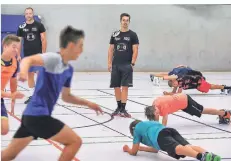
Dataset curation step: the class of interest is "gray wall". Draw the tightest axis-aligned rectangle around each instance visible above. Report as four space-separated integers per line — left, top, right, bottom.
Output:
2 4 231 71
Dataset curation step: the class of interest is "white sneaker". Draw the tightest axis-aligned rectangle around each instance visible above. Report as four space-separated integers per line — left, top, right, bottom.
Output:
153 77 160 86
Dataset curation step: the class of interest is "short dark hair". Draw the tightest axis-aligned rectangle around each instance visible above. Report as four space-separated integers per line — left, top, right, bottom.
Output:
2 34 20 46
25 7 34 12
120 13 131 21
168 80 173 87
59 25 85 48
145 106 156 121
129 120 141 136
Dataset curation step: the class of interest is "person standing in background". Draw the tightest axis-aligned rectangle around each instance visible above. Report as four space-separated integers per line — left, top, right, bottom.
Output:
108 13 139 117
17 7 47 104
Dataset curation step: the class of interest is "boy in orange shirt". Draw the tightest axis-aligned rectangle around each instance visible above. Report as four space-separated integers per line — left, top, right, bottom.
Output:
1 35 25 135
145 93 230 125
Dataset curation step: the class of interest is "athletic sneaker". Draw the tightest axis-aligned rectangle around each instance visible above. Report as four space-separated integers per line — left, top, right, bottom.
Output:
218 109 230 124
150 74 154 82
120 109 131 118
201 152 212 161
211 153 221 161
221 85 229 95
112 107 121 116
153 77 160 86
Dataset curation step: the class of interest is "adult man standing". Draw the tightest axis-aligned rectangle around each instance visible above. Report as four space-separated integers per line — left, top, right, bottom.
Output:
108 13 139 117
17 7 47 104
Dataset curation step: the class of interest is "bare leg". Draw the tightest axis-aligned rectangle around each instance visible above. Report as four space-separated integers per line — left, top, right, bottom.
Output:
210 84 231 90
28 72 35 89
1 118 9 135
187 145 206 153
121 86 128 103
202 108 226 116
114 87 121 101
154 72 169 77
175 145 199 158
1 136 33 161
49 125 82 161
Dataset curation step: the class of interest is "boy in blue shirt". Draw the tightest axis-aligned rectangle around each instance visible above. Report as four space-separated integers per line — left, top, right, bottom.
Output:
123 120 221 161
1 26 103 161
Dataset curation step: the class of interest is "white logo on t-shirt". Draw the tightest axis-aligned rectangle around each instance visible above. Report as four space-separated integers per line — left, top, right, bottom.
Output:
26 33 36 41
19 22 26 29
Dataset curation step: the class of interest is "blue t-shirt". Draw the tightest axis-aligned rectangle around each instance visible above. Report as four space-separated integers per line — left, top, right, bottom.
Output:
133 121 166 150
168 67 192 77
23 52 73 116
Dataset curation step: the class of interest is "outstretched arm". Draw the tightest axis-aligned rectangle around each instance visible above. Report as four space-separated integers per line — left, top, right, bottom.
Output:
62 87 103 115
20 54 44 74
162 115 168 126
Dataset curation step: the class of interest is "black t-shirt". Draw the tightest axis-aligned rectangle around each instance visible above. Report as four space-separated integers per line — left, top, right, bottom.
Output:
109 30 139 65
17 20 46 56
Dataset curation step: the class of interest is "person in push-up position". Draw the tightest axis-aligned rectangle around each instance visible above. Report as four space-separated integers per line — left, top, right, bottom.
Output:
144 93 230 126
123 120 221 161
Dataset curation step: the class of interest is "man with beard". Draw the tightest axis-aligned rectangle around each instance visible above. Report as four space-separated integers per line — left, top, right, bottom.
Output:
108 13 139 117
17 7 47 104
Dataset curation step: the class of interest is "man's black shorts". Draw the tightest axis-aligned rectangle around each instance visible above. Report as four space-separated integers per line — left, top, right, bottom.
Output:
110 64 133 88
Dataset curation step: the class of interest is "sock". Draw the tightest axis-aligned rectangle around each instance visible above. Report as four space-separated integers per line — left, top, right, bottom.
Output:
196 153 203 160
117 100 121 108
121 103 126 110
224 86 231 89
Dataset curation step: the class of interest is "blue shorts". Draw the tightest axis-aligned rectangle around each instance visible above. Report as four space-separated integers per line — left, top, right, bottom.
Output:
1 98 8 118
168 67 192 77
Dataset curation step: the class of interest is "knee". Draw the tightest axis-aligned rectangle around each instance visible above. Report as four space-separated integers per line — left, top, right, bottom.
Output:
175 145 184 155
1 124 9 135
121 86 128 91
73 136 82 148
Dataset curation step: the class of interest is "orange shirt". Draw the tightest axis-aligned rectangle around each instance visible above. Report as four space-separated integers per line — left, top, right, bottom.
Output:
1 57 18 97
154 93 188 116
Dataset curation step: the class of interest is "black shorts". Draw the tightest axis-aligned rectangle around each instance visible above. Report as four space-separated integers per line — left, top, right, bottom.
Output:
110 64 133 88
23 49 42 57
14 115 65 139
182 95 204 117
157 128 189 159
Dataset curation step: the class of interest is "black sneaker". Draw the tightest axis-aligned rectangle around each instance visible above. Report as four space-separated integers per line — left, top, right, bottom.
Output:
150 74 154 82
218 109 230 124
112 107 121 116
221 85 227 94
120 109 131 118
24 96 32 104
